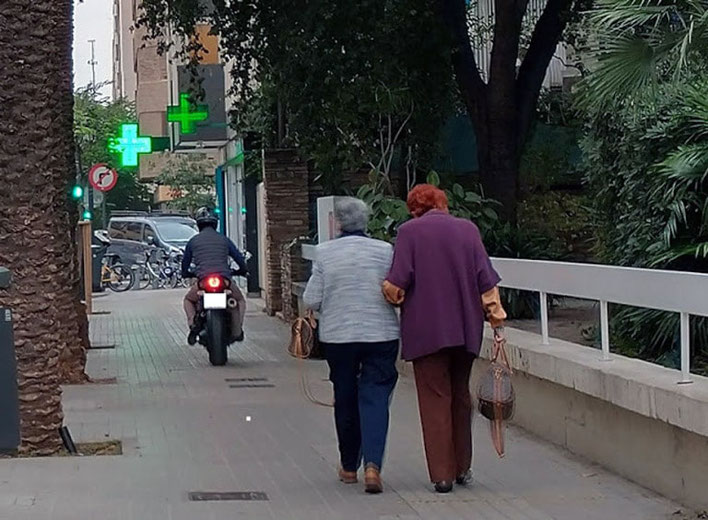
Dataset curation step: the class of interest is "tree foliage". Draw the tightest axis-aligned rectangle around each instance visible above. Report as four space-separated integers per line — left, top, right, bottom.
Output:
579 1 708 368
438 0 593 221
578 0 708 111
157 153 216 212
74 88 152 221
138 0 456 194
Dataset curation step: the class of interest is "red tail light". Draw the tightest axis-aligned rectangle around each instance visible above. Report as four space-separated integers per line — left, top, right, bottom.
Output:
205 276 223 292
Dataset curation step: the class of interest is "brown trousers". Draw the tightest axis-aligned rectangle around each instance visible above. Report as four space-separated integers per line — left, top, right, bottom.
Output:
183 282 246 337
412 346 475 483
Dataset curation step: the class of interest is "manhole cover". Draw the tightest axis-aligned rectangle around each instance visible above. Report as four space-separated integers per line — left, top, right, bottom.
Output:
188 491 269 502
89 344 116 350
229 384 275 388
225 377 268 382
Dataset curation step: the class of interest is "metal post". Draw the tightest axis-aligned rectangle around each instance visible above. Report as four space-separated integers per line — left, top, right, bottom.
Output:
0 267 20 453
88 186 94 219
79 221 93 315
600 300 611 361
540 292 549 345
88 39 98 92
679 312 692 384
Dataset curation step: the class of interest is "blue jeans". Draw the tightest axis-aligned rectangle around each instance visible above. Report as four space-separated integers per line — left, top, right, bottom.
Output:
324 340 399 471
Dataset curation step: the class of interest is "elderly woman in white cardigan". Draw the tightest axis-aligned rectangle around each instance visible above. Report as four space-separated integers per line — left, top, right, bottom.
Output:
303 197 400 494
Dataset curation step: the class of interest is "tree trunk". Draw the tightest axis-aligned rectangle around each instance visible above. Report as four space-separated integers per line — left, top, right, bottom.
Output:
478 137 521 224
55 191 89 384
477 101 522 224
0 0 81 453
438 0 577 224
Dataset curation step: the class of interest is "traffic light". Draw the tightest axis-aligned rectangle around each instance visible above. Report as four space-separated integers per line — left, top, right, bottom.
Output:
71 185 84 200
82 210 93 220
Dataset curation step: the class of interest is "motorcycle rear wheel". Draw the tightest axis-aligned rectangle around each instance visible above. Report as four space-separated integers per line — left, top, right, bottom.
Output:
206 310 228 366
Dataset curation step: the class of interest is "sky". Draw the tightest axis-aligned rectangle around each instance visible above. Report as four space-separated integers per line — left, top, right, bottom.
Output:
73 0 114 97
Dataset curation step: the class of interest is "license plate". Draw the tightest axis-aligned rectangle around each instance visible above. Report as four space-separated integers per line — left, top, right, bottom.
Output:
203 293 227 309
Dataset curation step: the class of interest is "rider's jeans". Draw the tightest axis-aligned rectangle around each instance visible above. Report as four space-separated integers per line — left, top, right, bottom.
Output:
183 281 246 337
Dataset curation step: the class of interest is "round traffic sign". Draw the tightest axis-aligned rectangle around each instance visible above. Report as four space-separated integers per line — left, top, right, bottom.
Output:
88 164 118 192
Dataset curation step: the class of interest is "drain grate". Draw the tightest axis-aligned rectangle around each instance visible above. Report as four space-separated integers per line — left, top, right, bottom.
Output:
89 344 116 350
229 383 275 388
225 377 268 382
188 491 269 502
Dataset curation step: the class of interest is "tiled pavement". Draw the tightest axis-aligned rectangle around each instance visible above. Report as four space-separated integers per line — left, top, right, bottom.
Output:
0 289 683 519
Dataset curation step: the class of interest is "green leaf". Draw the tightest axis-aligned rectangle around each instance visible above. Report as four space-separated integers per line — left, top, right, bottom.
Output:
427 170 440 187
483 207 498 221
465 191 482 204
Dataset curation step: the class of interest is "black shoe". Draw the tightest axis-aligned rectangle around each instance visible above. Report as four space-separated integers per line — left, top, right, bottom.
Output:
187 329 199 346
234 331 245 342
456 471 472 486
434 481 453 494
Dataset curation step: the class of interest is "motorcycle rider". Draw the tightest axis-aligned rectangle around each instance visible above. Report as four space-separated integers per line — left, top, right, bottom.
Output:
182 207 248 346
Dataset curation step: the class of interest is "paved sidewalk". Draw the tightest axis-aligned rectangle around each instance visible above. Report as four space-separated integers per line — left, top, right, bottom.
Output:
0 290 682 519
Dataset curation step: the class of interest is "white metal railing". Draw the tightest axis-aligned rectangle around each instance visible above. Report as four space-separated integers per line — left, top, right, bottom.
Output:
300 245 708 384
493 258 708 384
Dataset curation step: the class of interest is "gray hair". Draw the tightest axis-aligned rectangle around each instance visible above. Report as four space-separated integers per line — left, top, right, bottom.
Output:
335 197 370 233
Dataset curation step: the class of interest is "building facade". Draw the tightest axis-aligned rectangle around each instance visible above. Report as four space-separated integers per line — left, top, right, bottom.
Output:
111 4 247 248
111 0 137 102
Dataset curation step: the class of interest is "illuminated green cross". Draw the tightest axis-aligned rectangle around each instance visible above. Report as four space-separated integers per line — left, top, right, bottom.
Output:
108 124 152 167
167 94 209 134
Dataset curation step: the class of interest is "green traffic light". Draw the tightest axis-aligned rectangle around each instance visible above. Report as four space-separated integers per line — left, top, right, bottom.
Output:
82 210 93 220
71 185 84 200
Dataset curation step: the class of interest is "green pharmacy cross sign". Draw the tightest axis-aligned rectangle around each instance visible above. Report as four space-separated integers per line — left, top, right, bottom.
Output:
167 94 209 134
108 124 152 167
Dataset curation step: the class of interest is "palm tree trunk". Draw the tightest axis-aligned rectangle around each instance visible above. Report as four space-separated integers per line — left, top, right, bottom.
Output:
0 0 82 453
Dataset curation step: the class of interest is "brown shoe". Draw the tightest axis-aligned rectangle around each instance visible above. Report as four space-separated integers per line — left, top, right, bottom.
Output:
338 468 358 484
364 464 383 494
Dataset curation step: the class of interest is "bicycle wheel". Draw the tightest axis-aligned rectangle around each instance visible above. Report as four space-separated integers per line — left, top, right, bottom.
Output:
134 265 152 290
107 264 135 293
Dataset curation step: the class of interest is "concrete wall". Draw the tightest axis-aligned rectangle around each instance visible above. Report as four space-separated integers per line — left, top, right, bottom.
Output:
474 329 708 510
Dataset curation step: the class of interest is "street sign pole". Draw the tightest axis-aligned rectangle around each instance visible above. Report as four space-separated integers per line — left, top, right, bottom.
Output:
88 187 94 222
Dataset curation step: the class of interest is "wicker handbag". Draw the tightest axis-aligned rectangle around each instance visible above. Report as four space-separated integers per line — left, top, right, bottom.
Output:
477 334 515 457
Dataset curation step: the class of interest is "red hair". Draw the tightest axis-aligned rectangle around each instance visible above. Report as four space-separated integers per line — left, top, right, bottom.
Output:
406 184 449 218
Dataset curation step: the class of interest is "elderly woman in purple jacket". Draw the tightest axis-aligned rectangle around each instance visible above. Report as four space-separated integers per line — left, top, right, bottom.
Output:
383 184 506 494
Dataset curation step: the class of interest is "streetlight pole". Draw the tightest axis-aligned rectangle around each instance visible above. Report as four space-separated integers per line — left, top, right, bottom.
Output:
88 39 98 93
87 40 98 220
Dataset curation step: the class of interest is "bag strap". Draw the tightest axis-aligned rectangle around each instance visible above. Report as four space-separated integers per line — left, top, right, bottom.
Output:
491 336 513 374
305 309 318 330
298 357 333 407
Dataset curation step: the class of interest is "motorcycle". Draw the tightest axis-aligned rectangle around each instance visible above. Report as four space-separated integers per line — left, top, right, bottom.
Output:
191 269 245 366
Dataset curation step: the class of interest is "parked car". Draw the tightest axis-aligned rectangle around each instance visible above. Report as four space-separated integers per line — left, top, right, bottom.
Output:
106 211 198 266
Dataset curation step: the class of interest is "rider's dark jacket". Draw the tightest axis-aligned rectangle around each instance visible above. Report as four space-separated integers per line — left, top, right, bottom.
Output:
181 226 247 279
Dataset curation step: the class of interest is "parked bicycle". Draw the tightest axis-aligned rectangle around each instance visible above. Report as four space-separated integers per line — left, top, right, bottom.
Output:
101 253 135 293
133 246 182 290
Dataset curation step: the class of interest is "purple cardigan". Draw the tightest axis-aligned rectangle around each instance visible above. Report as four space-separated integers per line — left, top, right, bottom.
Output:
386 211 501 361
